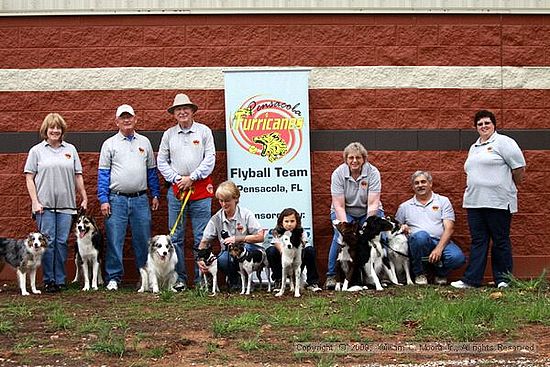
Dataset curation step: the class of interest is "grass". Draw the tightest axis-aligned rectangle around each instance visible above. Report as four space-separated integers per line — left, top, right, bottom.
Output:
0 274 548 366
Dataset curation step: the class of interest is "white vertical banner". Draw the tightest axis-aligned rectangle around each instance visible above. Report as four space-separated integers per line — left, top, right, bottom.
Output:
224 68 313 245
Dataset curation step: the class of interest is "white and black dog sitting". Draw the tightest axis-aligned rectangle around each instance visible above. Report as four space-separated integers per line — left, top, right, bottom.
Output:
196 247 219 296
0 232 48 295
358 216 400 291
332 220 361 292
274 228 303 298
138 235 178 293
228 242 271 295
72 210 104 291
385 215 413 285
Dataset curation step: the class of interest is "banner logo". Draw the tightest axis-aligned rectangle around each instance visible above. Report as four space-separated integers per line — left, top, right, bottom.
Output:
231 95 304 163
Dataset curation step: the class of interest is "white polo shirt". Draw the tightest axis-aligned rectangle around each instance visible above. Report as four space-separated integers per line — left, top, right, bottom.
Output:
202 205 263 250
395 193 455 239
463 132 526 213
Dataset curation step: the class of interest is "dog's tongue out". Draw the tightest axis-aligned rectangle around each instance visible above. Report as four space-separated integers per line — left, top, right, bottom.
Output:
79 231 86 239
160 255 166 261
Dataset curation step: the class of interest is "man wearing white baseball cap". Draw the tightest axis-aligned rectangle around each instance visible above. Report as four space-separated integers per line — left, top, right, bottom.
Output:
98 104 161 291
157 93 216 291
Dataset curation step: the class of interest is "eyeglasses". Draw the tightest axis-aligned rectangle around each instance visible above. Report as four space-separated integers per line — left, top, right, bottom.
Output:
476 121 492 127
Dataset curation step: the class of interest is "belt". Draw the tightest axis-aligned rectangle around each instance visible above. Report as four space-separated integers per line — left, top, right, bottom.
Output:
114 190 147 197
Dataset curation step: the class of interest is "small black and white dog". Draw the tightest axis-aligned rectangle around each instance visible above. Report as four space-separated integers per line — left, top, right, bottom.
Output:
228 242 271 295
359 216 399 291
138 235 178 293
274 229 303 298
0 232 48 296
385 215 413 285
196 247 219 296
72 210 104 291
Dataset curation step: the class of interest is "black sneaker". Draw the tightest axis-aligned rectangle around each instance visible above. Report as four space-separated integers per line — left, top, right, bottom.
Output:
173 281 187 292
44 282 59 293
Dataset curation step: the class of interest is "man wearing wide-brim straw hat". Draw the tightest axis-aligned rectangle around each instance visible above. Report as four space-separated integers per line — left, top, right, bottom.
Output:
157 93 216 291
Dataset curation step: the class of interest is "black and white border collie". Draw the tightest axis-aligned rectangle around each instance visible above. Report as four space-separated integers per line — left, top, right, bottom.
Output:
359 216 400 291
0 232 48 296
72 210 104 291
138 235 178 293
228 242 271 295
274 229 303 298
332 220 360 292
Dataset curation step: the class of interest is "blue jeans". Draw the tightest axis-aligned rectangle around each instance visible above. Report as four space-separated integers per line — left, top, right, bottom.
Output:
36 210 72 285
408 230 466 277
463 208 513 286
266 245 320 285
167 188 211 284
217 244 263 286
105 193 152 283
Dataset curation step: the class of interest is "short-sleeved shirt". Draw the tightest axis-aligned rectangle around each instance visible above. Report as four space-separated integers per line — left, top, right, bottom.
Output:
330 162 381 217
24 140 82 215
395 193 455 239
463 132 526 213
157 121 216 183
98 132 156 194
202 205 263 250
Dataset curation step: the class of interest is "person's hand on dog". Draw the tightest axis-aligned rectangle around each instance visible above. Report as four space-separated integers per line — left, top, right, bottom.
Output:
222 236 236 246
101 203 111 217
400 224 411 235
197 260 209 274
429 246 443 264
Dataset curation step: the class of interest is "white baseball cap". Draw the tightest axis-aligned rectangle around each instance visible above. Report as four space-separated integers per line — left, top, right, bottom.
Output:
116 104 135 118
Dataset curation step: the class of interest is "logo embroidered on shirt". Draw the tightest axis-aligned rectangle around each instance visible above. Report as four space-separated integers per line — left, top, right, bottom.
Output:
236 223 244 233
360 180 368 188
193 140 200 146
487 146 493 152
432 206 440 212
64 153 72 159
138 147 145 154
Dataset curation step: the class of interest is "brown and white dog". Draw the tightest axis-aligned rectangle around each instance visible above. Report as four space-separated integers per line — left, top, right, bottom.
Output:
332 220 361 291
0 233 48 295
228 242 271 295
138 235 178 293
72 210 104 291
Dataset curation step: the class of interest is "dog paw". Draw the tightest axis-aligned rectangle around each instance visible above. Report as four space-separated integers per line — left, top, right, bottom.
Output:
82 287 90 291
294 292 301 298
92 286 98 290
275 292 283 297
137 288 144 293
21 291 30 296
334 284 341 291
32 290 41 294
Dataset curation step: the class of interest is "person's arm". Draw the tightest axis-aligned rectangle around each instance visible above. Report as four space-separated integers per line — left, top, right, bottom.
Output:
156 131 179 184
332 194 347 222
512 167 525 186
429 219 454 263
75 174 88 210
147 167 161 211
25 173 43 214
367 192 381 217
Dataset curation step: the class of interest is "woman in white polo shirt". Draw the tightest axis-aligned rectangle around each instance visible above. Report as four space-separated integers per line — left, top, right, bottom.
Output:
452 110 526 289
24 113 88 293
324 142 382 290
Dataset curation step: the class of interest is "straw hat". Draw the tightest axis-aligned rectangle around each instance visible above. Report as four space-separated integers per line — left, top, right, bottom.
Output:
167 94 198 114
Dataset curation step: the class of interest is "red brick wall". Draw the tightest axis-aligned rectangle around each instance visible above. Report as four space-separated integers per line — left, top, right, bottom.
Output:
1 13 549 283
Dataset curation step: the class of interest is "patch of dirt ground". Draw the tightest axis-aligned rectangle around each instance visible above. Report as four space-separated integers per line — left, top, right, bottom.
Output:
0 283 548 367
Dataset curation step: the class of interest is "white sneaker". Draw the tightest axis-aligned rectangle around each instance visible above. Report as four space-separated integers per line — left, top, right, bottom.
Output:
434 276 447 285
497 282 509 289
306 284 322 292
415 274 428 285
106 280 118 291
450 280 472 289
